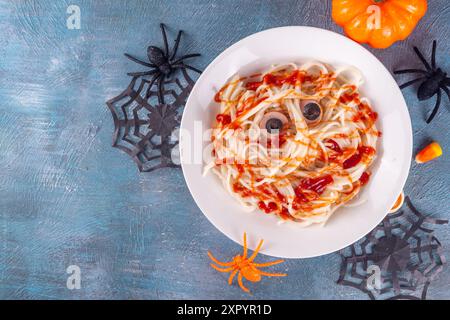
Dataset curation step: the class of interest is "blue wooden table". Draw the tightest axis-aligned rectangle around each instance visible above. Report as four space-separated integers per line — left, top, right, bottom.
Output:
0 0 449 300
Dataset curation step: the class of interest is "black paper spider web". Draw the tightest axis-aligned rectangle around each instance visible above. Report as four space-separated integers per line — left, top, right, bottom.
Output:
337 197 447 300
106 22 201 172
106 68 195 172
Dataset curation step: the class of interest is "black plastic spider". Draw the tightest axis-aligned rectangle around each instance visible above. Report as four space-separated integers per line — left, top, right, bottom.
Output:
124 23 201 104
394 40 450 123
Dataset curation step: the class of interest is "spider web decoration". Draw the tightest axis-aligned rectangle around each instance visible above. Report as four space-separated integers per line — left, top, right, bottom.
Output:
106 24 200 172
106 69 195 171
337 197 447 300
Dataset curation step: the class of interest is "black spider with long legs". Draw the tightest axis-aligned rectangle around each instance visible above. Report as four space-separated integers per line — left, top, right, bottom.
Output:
124 23 201 104
394 40 450 123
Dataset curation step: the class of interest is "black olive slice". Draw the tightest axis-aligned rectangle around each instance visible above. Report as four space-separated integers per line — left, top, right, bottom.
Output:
302 102 322 121
265 118 283 133
259 111 288 133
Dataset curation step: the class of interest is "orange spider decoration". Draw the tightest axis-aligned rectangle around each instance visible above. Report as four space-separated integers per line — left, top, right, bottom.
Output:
208 233 287 293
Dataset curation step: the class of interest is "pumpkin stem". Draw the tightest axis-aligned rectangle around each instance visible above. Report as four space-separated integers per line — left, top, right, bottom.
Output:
373 0 384 3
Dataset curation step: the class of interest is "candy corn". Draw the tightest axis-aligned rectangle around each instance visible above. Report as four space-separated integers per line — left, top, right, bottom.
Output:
415 142 442 164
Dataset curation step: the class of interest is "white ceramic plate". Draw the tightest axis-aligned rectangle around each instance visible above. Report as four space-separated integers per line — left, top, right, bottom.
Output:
180 26 412 258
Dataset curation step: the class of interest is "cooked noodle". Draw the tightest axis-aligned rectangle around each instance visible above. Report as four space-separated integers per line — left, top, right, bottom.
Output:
204 62 380 226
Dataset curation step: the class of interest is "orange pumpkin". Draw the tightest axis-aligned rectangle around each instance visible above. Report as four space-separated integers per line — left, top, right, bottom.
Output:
332 0 427 49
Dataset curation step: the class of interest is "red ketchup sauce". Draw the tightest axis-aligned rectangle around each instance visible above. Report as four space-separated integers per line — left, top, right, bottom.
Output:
325 139 342 154
296 175 334 196
232 164 290 216
342 146 375 169
293 175 334 210
258 201 277 214
215 113 231 125
340 89 379 133
245 70 311 91
324 139 343 162
359 172 371 186
214 90 222 103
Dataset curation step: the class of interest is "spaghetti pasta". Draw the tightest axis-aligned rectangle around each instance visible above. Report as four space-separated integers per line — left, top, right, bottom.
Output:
204 62 380 226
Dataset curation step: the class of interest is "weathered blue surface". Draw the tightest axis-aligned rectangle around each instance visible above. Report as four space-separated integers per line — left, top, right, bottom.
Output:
0 0 449 299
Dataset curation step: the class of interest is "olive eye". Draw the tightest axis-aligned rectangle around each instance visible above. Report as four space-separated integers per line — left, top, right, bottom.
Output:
303 103 321 120
265 118 283 132
259 112 288 134
301 100 322 124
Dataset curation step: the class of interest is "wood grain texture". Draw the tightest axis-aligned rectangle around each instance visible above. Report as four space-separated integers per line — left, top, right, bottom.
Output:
0 0 449 299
